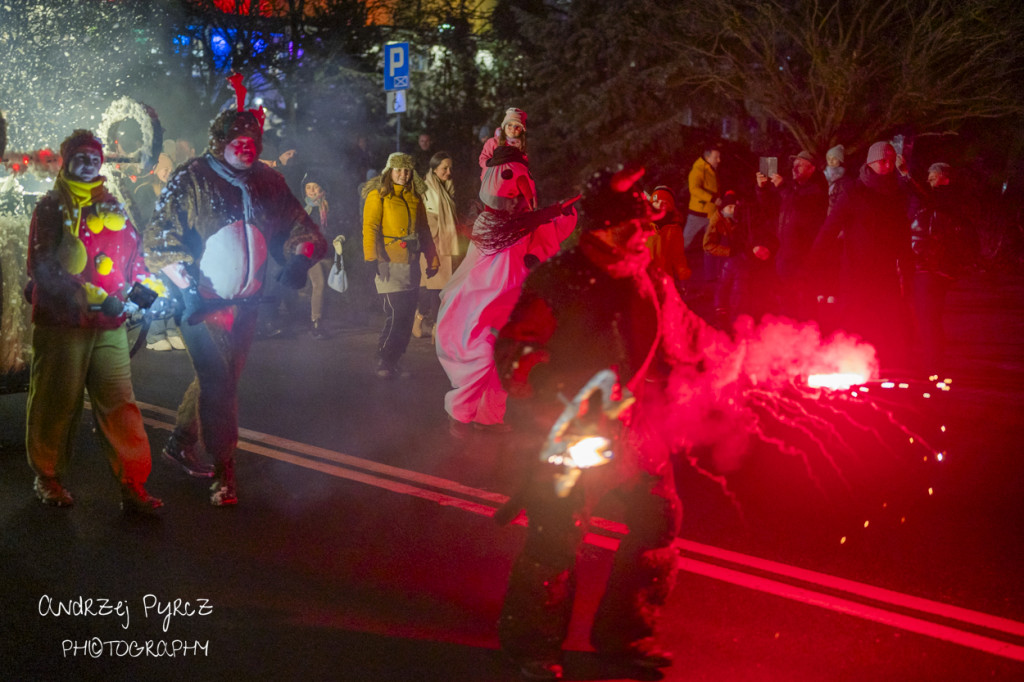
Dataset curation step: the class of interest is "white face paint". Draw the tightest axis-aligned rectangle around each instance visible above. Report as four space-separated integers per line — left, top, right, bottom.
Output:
67 150 103 182
224 136 258 170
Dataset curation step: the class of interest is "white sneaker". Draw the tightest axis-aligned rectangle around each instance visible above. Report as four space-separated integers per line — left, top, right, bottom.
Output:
168 335 186 350
147 339 173 352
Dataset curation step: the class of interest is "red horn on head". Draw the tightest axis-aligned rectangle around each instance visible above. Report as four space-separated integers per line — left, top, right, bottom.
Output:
227 72 246 111
226 72 265 131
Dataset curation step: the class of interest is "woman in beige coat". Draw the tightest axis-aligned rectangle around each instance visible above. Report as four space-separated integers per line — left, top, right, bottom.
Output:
414 152 463 338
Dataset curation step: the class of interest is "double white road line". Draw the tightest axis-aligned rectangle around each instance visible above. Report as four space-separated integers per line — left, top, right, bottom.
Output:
138 401 1024 663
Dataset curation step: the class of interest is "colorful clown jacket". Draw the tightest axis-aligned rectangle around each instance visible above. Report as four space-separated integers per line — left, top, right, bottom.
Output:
27 175 155 329
142 154 326 303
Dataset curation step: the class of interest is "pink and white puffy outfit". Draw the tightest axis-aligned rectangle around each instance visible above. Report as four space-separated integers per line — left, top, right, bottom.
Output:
435 143 575 426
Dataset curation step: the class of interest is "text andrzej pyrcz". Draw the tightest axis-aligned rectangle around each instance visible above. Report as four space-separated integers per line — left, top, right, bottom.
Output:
38 594 213 658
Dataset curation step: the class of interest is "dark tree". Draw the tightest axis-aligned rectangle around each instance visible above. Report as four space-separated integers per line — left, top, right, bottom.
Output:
492 0 1024 193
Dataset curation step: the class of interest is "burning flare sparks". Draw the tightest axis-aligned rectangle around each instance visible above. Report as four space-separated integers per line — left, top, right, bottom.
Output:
656 312 946 543
807 373 868 391
556 436 612 469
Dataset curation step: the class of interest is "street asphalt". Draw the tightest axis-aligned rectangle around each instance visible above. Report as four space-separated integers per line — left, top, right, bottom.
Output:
1 270 1022 681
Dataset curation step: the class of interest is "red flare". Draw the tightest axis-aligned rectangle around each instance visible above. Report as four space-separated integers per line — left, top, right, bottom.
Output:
611 166 645 192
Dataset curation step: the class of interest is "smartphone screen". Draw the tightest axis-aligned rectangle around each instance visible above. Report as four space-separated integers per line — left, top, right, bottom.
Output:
759 156 778 178
891 134 904 156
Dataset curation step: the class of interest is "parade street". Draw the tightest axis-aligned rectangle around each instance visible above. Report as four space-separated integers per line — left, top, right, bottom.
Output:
2 270 1023 682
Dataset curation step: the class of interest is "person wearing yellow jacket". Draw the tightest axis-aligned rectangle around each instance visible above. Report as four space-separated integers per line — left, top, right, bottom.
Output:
683 146 722 306
362 152 438 378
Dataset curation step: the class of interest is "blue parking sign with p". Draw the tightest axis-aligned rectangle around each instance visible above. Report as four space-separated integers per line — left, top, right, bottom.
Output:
384 42 410 91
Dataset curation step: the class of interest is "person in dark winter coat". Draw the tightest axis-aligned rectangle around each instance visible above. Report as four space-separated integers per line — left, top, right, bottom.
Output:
824 144 849 214
756 150 829 321
703 191 777 327
25 129 164 513
811 141 913 371
144 108 327 506
492 167 712 681
907 162 979 374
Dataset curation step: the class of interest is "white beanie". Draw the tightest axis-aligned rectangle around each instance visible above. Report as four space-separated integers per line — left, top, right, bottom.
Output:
866 141 895 166
501 107 527 130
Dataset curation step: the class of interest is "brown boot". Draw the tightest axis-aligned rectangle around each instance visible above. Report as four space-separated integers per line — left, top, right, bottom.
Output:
412 313 425 338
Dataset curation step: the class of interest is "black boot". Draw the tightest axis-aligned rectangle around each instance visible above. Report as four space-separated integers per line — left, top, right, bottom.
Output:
162 432 215 478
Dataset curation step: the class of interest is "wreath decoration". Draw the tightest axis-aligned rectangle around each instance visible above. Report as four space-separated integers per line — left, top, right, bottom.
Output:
98 97 163 173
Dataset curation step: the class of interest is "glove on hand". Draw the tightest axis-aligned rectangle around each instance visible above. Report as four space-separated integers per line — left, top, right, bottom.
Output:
377 260 390 281
279 255 314 289
99 295 124 318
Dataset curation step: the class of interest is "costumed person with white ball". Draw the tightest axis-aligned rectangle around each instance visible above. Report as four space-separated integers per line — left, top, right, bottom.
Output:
143 79 326 506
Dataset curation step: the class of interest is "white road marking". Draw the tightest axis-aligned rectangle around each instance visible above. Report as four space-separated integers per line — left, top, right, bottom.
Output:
138 402 1024 662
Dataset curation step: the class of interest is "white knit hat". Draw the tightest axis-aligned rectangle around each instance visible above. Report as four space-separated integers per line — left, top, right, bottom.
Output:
501 107 527 130
866 141 895 165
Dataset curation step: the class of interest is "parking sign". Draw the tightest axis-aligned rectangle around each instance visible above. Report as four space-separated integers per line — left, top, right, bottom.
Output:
384 42 410 91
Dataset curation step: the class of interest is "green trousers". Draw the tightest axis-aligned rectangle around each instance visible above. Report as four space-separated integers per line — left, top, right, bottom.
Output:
26 325 152 485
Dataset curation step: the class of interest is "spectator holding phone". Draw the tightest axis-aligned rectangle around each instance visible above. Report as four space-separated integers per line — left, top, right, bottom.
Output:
756 150 829 321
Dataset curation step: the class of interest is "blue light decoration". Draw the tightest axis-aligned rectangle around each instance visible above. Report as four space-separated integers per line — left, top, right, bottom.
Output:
210 31 231 57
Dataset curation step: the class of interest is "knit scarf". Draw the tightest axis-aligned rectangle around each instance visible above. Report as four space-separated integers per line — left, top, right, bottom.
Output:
206 153 257 222
423 171 460 257
305 195 328 229
54 170 105 236
859 163 901 196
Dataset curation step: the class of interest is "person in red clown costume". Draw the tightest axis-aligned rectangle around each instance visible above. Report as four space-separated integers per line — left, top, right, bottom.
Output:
25 129 164 513
494 166 716 680
144 84 326 506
